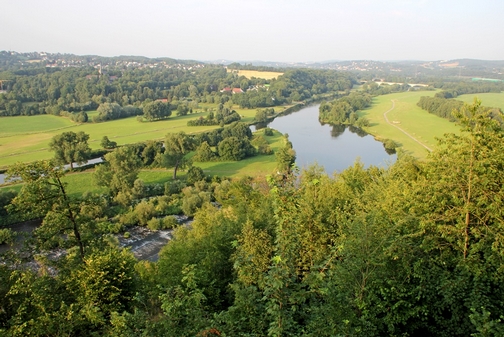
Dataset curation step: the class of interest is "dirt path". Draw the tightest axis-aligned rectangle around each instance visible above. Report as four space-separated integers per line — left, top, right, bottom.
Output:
383 100 432 152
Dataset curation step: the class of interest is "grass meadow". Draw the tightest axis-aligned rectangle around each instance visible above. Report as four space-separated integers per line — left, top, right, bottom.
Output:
358 91 461 159
0 104 277 168
0 129 283 196
456 92 504 110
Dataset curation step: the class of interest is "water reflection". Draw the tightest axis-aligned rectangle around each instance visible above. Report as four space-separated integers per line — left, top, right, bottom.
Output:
330 124 346 138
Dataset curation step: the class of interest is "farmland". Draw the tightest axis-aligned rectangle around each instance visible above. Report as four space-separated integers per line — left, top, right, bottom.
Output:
227 69 284 80
0 104 280 168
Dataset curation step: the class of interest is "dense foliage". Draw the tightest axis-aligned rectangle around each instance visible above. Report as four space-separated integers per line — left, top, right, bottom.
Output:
0 57 356 119
319 92 372 126
417 95 503 125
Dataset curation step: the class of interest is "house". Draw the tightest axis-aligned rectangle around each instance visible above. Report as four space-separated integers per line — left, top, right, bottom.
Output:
220 87 232 93
232 88 244 94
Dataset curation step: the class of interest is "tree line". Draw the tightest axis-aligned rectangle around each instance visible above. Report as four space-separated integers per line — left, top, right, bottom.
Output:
319 92 372 127
0 61 357 119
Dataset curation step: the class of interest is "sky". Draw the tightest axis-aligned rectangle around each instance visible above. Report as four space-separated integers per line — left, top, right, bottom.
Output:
1 0 503 62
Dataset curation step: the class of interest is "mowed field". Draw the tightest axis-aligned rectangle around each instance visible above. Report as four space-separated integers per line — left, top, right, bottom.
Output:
457 92 504 110
0 104 277 168
227 69 283 80
358 91 461 159
0 129 284 195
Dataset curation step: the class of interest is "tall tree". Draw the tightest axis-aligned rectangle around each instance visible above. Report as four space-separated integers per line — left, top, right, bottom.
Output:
94 146 142 205
7 161 87 258
275 134 296 174
163 132 195 180
49 131 91 170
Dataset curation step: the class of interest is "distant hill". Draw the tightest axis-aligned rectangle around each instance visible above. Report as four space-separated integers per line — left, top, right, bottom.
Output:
1 51 503 80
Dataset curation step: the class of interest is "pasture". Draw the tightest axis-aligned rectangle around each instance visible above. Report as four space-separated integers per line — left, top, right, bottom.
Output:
456 92 504 110
227 69 283 80
0 104 274 168
195 129 283 177
0 129 283 196
358 91 461 159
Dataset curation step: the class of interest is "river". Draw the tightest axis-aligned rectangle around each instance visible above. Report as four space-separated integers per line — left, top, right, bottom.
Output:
258 104 396 174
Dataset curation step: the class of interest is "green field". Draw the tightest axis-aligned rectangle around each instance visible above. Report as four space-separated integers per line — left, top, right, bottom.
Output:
358 91 461 159
196 130 283 177
457 92 504 110
0 129 283 196
0 114 75 136
0 104 272 169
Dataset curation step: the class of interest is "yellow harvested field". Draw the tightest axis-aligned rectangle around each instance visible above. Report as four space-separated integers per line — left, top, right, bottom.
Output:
227 69 283 80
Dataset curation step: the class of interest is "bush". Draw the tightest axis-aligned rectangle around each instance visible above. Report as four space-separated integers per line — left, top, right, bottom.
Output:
355 117 370 127
186 166 207 185
147 217 162 231
181 188 212 217
162 216 179 229
217 137 256 161
192 142 216 162
118 211 137 227
134 201 157 226
165 180 186 196
0 228 15 245
264 127 274 136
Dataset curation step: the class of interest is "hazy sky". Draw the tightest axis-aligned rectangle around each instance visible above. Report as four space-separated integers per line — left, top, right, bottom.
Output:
2 0 503 62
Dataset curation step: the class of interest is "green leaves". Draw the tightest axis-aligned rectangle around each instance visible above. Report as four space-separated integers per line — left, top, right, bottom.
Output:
49 131 91 170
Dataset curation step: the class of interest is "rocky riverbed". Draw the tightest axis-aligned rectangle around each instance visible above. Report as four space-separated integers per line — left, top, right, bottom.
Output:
0 215 192 262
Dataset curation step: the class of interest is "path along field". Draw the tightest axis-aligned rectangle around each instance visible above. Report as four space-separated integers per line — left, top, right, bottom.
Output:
0 104 287 169
358 91 461 159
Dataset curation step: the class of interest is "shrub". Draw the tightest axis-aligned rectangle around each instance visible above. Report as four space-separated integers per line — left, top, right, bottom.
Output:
0 228 15 245
147 217 162 231
186 166 207 185
161 216 179 229
264 127 274 136
165 180 186 196
134 201 157 226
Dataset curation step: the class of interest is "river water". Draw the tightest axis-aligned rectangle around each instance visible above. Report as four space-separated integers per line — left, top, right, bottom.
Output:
259 104 396 174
